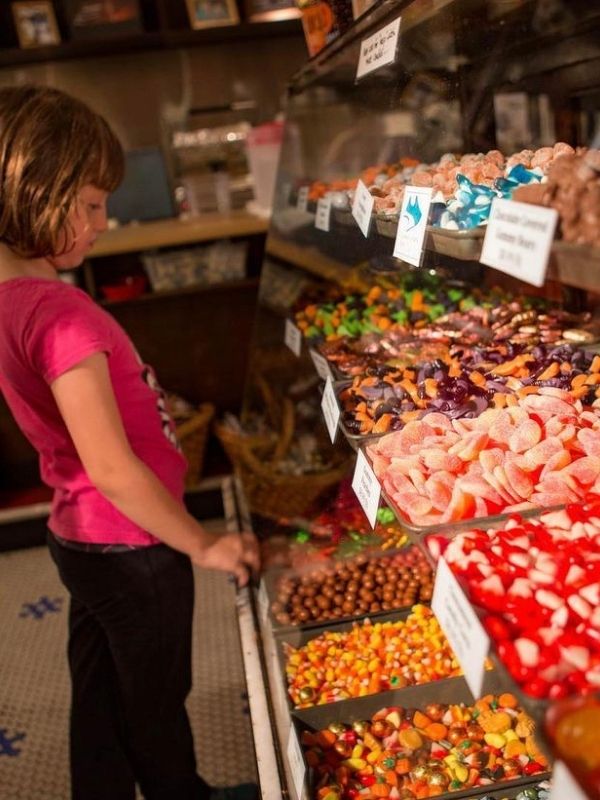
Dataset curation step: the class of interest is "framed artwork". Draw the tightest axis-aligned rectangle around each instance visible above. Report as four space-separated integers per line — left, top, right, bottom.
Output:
62 0 142 38
185 0 240 29
11 1 61 48
243 0 300 23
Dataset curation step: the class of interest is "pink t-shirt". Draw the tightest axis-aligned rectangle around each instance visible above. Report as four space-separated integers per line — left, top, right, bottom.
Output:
0 277 188 546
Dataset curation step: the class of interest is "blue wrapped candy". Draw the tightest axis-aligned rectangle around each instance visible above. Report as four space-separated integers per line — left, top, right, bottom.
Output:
434 173 499 230
495 164 544 197
433 163 547 231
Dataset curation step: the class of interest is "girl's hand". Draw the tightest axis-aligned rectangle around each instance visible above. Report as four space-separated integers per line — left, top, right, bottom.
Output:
194 530 260 587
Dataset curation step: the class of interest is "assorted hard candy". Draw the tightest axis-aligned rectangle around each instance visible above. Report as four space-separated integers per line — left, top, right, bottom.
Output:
284 605 460 708
367 389 600 527
302 694 548 799
426 501 600 699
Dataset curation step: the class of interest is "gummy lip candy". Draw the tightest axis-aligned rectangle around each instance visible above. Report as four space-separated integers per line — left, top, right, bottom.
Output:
426 501 600 700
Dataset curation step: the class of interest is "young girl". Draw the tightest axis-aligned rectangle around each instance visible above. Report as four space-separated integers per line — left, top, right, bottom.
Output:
0 85 259 800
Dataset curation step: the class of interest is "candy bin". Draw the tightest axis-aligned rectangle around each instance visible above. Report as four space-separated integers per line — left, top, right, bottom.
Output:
367 388 600 529
545 694 600 799
281 605 464 709
293 673 551 800
268 546 433 630
425 500 600 704
257 479 411 573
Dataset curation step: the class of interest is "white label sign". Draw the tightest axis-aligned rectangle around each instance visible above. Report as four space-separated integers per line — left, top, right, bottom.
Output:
286 726 306 800
285 319 302 357
310 349 332 381
393 186 433 266
321 376 340 443
356 17 401 80
296 186 309 212
352 448 382 529
257 578 269 624
352 179 375 237
315 196 332 232
480 198 558 287
432 557 490 698
551 761 588 800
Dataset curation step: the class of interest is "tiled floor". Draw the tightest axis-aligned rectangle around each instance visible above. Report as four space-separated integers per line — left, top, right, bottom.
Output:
0 539 257 799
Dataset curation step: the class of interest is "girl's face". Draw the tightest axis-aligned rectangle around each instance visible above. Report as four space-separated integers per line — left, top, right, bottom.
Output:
50 184 109 270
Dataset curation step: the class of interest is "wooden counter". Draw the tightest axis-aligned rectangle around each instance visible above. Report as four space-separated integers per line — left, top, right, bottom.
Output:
90 211 269 258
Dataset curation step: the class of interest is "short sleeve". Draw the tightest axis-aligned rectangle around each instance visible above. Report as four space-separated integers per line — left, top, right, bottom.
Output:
24 288 113 384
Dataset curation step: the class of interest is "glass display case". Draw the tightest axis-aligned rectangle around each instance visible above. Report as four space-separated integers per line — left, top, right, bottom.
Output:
227 2 600 798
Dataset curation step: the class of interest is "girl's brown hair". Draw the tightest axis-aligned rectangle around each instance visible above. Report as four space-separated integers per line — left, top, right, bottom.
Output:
0 85 124 258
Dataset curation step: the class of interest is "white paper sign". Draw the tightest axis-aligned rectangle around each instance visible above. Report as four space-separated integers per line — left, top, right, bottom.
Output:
352 179 374 237
393 186 433 266
285 319 302 357
480 198 558 287
321 376 340 443
356 17 401 80
310 349 332 381
257 578 269 624
286 726 306 800
296 186 309 213
432 557 490 698
550 761 588 800
352 448 381 529
315 196 332 232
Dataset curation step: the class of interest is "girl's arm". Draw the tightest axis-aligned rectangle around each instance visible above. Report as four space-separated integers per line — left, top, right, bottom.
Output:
50 352 259 585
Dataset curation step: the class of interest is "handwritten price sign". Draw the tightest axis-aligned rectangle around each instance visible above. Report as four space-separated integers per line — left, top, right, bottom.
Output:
356 17 401 80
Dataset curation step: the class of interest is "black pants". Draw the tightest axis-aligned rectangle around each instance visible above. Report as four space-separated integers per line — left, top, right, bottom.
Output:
47 533 212 800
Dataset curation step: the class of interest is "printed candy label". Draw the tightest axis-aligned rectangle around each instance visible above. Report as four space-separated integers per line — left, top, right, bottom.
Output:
352 179 374 237
285 319 302 357
352 449 382 528
321 376 340 443
315 196 332 231
432 557 490 698
481 198 558 287
394 185 433 266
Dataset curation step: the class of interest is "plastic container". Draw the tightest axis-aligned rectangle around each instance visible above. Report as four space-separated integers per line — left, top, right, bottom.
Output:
245 121 284 215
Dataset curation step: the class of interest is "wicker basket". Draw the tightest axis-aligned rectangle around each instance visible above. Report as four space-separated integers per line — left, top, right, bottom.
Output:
215 401 350 519
175 402 215 489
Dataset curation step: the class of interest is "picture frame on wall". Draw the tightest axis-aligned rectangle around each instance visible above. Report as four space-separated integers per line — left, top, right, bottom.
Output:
63 0 142 39
185 0 240 29
243 0 300 23
11 1 61 48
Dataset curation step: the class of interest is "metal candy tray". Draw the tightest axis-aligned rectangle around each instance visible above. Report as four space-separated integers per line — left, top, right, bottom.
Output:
356 441 551 538
291 673 552 800
427 227 485 261
257 545 419 635
274 608 416 712
332 208 356 228
374 212 486 261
